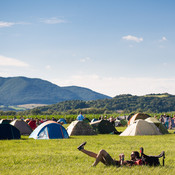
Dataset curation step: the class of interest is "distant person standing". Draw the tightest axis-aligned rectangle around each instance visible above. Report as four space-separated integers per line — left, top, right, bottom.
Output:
77 112 85 121
165 115 169 129
172 115 175 128
159 115 164 124
168 117 173 129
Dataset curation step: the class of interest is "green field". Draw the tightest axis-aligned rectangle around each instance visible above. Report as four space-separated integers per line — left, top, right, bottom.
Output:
0 127 175 175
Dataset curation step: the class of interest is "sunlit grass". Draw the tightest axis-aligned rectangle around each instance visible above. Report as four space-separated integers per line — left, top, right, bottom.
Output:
0 127 175 174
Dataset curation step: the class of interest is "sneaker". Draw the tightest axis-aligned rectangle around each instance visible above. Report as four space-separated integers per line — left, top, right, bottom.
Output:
77 142 87 150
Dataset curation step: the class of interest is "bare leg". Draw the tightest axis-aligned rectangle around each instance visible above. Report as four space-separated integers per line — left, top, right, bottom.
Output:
81 149 97 158
80 149 106 165
92 149 108 166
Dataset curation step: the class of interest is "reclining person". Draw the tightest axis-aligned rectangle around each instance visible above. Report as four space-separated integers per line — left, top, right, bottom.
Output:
77 142 142 167
122 151 143 166
140 147 165 166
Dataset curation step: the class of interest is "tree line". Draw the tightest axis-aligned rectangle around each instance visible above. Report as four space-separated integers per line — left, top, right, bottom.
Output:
12 93 175 115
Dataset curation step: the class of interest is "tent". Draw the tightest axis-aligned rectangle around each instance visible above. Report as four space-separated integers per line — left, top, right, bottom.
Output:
25 118 30 123
128 113 151 125
29 121 69 139
115 119 121 127
145 117 169 134
83 118 90 123
120 119 162 136
126 113 135 121
90 120 120 134
0 119 11 124
67 120 97 136
28 120 37 130
120 119 128 126
115 119 128 126
91 118 98 123
10 119 33 135
0 124 21 139
57 118 67 124
117 116 127 120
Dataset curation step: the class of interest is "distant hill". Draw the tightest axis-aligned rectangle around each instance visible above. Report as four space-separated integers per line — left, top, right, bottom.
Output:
1 76 175 113
0 77 111 105
32 93 175 114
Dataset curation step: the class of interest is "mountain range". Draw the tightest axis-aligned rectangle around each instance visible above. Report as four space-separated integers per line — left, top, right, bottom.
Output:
0 76 111 105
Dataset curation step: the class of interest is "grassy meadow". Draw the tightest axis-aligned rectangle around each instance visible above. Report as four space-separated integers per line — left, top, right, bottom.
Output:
0 127 175 175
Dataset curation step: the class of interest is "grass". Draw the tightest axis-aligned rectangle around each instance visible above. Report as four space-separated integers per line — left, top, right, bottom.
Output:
0 127 175 175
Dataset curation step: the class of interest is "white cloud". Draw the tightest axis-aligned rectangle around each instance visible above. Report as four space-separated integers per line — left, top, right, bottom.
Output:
50 75 175 97
122 35 143 43
0 21 30 28
160 36 167 42
40 17 66 24
162 36 167 41
80 57 91 62
0 55 29 67
0 21 15 28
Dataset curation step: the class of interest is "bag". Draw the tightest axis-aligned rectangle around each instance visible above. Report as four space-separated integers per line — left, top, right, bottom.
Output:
140 147 165 166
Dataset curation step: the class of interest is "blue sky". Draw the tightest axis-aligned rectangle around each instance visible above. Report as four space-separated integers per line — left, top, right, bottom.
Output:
0 0 175 97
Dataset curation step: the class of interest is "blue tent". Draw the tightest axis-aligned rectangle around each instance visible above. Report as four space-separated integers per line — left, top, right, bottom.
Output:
91 118 98 123
57 118 67 124
29 121 69 139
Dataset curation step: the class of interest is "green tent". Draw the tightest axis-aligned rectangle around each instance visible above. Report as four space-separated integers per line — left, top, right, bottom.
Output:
0 119 11 124
145 117 169 134
0 124 21 139
120 119 128 126
90 120 120 134
83 118 90 123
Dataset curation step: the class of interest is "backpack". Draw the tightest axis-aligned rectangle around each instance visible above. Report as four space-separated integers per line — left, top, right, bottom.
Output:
140 147 165 166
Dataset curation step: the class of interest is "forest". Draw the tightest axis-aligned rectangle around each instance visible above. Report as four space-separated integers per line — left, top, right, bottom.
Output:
1 93 174 116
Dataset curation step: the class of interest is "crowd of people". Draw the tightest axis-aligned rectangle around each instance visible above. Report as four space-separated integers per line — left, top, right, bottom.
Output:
158 114 175 129
77 113 117 128
10 112 175 131
72 112 175 130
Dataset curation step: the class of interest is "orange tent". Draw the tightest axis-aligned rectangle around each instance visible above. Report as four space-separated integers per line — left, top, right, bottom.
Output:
128 113 151 125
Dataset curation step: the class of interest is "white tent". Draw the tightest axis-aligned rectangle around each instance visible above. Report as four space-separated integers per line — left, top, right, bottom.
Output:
120 119 162 136
10 119 33 135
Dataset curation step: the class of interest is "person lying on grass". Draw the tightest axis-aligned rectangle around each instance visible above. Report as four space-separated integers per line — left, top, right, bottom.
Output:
77 142 142 167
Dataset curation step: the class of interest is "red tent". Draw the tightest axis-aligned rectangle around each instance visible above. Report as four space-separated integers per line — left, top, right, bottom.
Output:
28 120 37 130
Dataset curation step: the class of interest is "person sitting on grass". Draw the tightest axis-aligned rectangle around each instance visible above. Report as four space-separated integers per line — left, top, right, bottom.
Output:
77 142 142 167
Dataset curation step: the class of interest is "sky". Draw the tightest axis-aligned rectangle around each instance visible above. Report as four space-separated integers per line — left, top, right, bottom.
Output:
0 0 175 97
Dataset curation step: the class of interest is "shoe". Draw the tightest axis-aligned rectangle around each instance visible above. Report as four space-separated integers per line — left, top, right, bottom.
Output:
157 151 165 158
77 142 87 150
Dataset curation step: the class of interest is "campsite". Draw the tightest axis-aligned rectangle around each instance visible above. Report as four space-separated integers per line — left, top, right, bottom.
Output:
0 114 175 175
1 0 175 174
